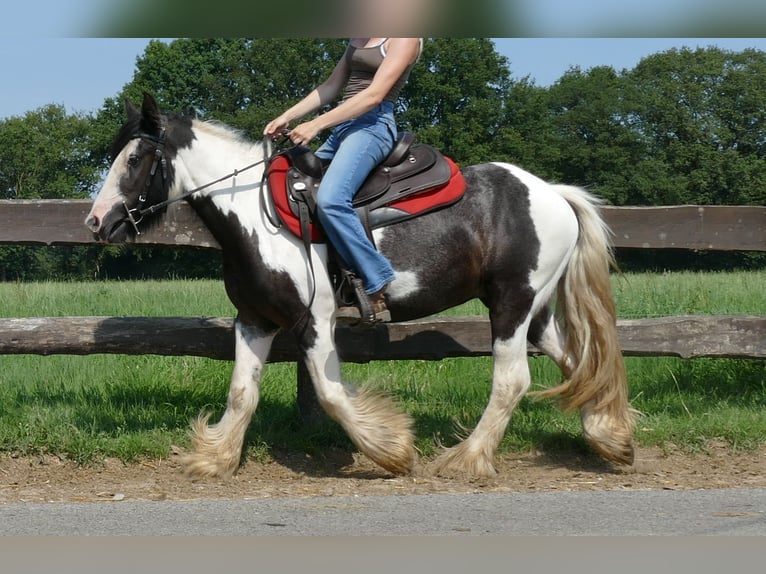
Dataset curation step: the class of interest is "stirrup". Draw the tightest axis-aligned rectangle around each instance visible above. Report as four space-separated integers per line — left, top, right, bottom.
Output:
334 276 391 326
334 302 391 326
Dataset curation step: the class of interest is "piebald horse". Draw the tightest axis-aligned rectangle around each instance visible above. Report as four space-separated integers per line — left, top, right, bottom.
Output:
86 93 635 478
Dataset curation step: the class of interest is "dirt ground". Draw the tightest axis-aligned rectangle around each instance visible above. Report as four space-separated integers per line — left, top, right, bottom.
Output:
1 442 764 503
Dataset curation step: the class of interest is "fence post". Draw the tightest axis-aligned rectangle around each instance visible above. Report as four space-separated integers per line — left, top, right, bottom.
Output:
296 358 327 424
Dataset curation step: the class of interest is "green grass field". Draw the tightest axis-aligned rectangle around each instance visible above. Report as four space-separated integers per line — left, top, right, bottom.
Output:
0 271 764 465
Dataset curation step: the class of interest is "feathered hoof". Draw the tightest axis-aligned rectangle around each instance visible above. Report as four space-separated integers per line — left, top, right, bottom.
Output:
587 435 635 466
179 451 239 480
356 419 418 476
367 443 418 476
179 414 242 480
346 387 417 475
430 444 498 478
582 409 637 466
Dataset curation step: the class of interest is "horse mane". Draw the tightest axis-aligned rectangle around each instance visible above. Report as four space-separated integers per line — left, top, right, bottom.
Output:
193 120 261 152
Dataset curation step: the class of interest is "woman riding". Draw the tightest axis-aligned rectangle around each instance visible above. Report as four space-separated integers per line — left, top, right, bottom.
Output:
263 37 423 324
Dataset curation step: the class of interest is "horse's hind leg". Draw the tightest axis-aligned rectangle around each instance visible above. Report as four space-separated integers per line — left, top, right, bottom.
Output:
529 306 635 465
181 320 275 479
528 305 572 376
432 306 534 477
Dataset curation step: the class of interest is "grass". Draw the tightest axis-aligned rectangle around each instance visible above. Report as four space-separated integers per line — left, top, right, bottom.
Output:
0 271 764 465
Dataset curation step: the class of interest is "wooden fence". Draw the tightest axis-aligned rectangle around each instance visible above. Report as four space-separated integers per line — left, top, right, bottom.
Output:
1 200 765 415
1 200 764 363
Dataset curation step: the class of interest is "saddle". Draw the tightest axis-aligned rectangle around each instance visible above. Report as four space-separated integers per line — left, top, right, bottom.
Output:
267 132 466 243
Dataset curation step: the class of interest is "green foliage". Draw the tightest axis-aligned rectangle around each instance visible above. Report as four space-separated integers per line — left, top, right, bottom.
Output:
543 66 647 202
0 274 763 463
493 79 558 178
11 39 766 206
622 46 766 206
98 39 345 141
399 38 513 165
0 246 106 281
3 39 766 281
0 105 101 199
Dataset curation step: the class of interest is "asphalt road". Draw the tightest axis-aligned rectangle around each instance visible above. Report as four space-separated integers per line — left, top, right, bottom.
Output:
1 488 765 535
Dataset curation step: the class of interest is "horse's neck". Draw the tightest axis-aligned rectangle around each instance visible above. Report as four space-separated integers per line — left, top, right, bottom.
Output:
180 124 266 193
178 124 271 246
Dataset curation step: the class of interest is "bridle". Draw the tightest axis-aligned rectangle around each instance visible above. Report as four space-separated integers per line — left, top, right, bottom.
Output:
121 128 169 235
121 127 273 235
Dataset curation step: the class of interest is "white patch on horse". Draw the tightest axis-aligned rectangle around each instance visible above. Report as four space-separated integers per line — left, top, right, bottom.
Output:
491 162 579 295
176 121 333 306
178 124 277 246
386 270 420 300
87 139 139 224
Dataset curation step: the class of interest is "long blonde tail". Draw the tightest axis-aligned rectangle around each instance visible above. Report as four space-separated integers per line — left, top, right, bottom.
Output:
534 185 636 464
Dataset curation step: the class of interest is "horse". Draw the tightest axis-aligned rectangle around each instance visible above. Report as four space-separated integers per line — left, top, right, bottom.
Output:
85 92 636 479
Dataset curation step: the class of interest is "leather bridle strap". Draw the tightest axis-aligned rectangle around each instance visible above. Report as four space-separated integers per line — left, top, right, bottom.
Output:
122 128 168 235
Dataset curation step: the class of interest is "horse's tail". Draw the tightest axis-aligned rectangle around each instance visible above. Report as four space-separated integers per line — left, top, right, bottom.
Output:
534 184 636 465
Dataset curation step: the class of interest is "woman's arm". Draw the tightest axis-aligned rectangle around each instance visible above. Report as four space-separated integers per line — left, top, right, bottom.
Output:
285 38 421 145
263 49 351 137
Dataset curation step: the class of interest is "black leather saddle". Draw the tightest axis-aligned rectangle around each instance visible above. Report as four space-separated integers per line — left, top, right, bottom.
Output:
281 131 453 229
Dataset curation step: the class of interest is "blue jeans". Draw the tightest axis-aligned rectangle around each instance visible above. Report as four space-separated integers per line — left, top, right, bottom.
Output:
314 102 397 295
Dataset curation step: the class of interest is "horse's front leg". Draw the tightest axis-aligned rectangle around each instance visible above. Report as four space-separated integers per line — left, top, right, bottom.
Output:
301 316 417 475
182 319 276 479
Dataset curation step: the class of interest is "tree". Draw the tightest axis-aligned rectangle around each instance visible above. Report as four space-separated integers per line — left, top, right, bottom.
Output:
540 66 650 205
398 38 513 165
0 105 101 199
492 77 559 179
623 46 766 205
94 38 516 167
92 38 347 165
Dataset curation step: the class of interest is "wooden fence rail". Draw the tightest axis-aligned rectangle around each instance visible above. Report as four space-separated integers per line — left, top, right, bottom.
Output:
1 200 765 252
0 315 764 361
1 199 763 418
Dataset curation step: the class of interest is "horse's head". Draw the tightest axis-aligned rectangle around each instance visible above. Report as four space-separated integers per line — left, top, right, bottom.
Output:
85 92 191 242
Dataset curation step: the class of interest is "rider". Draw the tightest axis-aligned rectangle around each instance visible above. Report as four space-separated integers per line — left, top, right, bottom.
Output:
263 38 423 324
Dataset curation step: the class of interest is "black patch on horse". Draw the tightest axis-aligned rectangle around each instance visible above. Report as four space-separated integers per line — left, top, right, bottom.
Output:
187 194 318 348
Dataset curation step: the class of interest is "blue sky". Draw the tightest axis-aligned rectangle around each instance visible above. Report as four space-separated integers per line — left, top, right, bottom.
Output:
1 1 766 118
3 37 766 120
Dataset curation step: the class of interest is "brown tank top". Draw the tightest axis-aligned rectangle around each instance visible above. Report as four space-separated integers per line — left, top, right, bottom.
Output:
341 39 422 105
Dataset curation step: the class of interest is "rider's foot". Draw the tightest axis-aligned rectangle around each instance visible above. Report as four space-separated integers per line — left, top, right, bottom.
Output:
335 289 391 325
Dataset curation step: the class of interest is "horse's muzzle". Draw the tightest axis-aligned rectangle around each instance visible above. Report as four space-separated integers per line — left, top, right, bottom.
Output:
85 211 132 243
85 214 101 234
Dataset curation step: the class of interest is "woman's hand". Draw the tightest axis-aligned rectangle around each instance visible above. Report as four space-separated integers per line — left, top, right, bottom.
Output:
285 120 322 146
263 115 290 139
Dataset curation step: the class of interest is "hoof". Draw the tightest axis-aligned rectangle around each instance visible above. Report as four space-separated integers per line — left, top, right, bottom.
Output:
430 444 498 478
180 414 242 480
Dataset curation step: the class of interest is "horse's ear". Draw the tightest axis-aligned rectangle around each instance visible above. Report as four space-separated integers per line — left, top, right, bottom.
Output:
140 92 163 132
125 98 140 122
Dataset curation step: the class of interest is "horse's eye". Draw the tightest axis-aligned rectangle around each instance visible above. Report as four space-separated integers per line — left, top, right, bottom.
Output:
127 154 140 168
